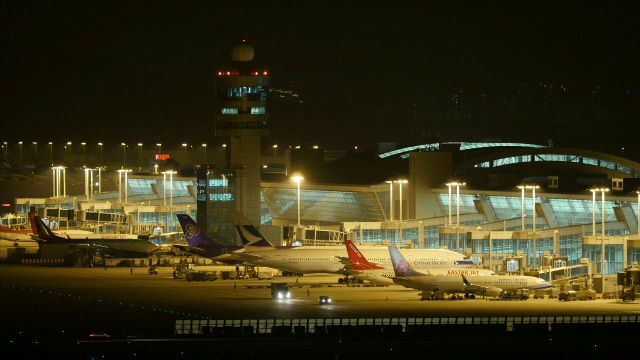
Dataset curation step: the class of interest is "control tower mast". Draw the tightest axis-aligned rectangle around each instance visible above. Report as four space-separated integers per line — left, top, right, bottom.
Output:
213 40 271 225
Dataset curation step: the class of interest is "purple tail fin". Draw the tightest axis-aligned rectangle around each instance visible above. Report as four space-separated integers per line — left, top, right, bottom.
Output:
176 214 219 248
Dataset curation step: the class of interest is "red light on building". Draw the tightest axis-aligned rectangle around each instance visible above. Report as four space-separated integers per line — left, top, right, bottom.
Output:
155 154 170 161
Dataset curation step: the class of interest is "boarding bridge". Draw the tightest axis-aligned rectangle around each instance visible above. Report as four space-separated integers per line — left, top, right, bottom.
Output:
539 262 591 284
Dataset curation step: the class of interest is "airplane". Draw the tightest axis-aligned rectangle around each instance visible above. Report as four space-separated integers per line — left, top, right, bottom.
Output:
344 239 495 286
174 213 245 262
29 213 159 256
230 211 477 278
1 218 93 242
388 245 552 299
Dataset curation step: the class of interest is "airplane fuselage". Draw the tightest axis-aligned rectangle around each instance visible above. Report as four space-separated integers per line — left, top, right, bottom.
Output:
392 274 552 294
351 268 496 286
242 247 473 275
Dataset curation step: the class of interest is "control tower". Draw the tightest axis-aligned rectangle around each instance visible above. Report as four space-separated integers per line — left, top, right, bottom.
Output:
212 40 271 226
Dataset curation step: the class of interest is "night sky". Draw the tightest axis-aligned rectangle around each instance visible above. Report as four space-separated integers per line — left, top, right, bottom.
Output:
3 1 639 156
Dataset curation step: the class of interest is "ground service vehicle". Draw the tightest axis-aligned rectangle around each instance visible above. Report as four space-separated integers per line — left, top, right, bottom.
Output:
172 263 196 279
559 290 577 301
318 295 332 305
186 271 217 282
271 282 291 299
533 288 560 299
559 289 596 301
420 290 446 300
499 289 530 300
148 265 158 275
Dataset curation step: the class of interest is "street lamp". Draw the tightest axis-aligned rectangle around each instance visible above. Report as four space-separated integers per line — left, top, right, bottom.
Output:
202 143 207 163
32 142 37 162
273 144 278 160
48 142 53 166
292 174 304 227
518 184 539 267
446 181 466 252
395 179 408 246
182 143 188 163
98 142 103 167
121 143 127 169
117 169 132 203
137 143 143 168
81 142 86 165
385 179 395 221
590 187 609 274
162 170 177 231
66 142 72 165
18 141 23 163
157 143 162 154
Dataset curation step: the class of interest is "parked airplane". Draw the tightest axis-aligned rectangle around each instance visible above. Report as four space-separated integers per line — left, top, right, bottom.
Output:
388 245 552 298
174 214 245 262
231 213 477 277
29 213 158 256
345 240 495 286
1 220 93 242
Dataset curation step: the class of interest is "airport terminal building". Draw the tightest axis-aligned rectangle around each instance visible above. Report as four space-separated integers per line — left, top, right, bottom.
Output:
3 41 639 280
7 141 640 279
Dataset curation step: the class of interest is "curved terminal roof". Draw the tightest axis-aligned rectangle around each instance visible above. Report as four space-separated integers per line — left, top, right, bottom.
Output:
378 142 640 179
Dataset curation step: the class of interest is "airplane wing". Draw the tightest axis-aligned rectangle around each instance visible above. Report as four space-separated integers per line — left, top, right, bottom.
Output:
171 244 209 257
461 274 501 295
223 252 266 262
334 255 384 269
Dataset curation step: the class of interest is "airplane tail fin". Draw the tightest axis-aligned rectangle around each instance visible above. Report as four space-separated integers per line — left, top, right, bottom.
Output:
345 240 384 270
232 211 276 248
176 214 219 248
29 213 63 243
388 245 425 277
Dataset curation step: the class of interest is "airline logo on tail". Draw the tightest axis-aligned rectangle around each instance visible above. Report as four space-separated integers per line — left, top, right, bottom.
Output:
184 223 201 239
232 212 275 248
388 245 424 277
345 240 383 270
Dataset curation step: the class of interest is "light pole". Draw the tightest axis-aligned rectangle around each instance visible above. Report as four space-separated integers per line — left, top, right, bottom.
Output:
157 143 162 154
137 143 143 168
385 179 394 221
32 142 37 163
81 142 86 166
446 181 465 252
66 142 72 165
395 179 408 246
292 174 304 227
162 170 177 231
202 143 207 163
518 184 539 267
590 187 609 274
117 169 132 203
18 141 23 163
273 144 278 160
121 143 127 169
48 142 53 166
98 142 103 167
182 143 187 163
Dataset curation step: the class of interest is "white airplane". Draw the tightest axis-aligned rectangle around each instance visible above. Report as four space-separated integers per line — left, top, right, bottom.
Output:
30 213 158 256
388 245 552 298
0 223 92 242
228 212 476 277
345 240 495 286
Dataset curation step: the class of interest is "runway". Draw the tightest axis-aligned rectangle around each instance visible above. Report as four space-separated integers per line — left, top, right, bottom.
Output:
1 264 639 359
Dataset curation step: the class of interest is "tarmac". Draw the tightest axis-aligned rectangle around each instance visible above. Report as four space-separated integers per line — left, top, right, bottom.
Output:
1 263 638 359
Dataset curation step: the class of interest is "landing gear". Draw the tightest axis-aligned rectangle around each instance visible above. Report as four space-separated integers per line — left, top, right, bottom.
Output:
338 276 363 285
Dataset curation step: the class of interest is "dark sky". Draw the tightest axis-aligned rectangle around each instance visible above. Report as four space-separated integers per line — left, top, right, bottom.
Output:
3 1 638 153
